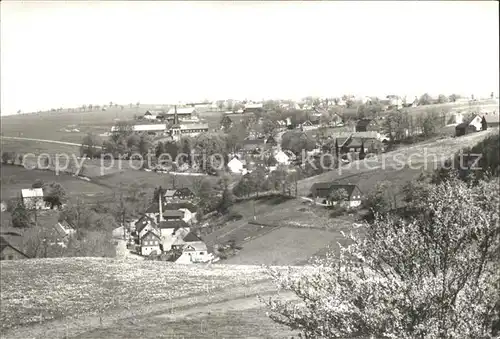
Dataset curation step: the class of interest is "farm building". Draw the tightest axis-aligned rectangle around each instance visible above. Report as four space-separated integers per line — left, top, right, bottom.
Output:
243 103 264 114
455 115 483 137
21 188 48 210
0 236 28 260
483 112 499 127
310 183 363 208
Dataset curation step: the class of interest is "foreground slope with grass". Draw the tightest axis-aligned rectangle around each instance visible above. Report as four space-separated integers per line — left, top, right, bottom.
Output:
0 258 270 332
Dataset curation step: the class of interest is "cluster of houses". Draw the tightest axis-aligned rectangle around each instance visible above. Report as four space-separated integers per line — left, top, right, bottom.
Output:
126 187 216 264
113 106 209 141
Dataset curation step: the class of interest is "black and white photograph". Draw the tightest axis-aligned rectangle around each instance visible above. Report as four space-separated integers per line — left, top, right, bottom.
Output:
0 1 499 338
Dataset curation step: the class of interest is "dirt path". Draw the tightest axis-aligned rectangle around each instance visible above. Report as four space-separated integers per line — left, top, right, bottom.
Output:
0 279 284 339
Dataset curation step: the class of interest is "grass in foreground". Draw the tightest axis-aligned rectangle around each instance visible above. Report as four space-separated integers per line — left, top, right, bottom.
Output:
0 258 270 331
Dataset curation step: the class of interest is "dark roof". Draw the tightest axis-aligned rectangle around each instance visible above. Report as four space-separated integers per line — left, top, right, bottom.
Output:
455 122 469 129
158 220 189 229
140 230 161 240
356 119 376 128
0 236 28 258
164 202 197 213
310 183 360 199
183 231 202 243
345 137 379 149
135 215 156 233
162 210 184 218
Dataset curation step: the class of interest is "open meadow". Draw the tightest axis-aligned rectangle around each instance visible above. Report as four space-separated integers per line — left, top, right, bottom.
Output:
0 164 113 201
0 258 272 332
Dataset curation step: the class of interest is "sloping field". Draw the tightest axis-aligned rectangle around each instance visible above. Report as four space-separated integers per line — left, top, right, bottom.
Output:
0 164 113 200
224 226 346 266
0 258 271 332
1 106 151 144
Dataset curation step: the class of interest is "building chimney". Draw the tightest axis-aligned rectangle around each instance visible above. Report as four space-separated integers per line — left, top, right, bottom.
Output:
158 192 164 222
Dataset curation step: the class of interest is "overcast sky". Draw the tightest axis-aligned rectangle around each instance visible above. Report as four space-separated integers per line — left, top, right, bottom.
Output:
1 1 498 115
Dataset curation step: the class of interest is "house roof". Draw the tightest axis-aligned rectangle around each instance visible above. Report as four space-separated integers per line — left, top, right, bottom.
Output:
158 220 189 229
483 113 499 124
179 123 209 131
135 215 156 233
164 202 197 213
310 183 360 199
140 230 161 240
183 231 202 243
183 241 207 252
0 236 28 258
162 210 184 218
21 188 44 198
164 189 177 198
53 221 75 238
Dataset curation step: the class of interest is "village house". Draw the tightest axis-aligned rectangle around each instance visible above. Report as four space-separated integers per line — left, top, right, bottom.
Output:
164 188 195 202
310 183 363 208
164 202 198 224
228 156 245 174
143 110 164 120
241 138 266 154
355 119 379 133
220 115 233 130
273 150 290 165
157 220 191 251
140 230 161 256
53 220 76 246
21 188 49 210
455 114 483 137
0 236 28 260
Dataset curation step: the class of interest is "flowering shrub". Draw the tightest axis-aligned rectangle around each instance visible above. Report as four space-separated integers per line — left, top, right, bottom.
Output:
263 178 500 338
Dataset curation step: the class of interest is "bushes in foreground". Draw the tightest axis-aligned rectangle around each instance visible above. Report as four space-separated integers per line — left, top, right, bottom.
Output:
264 177 500 338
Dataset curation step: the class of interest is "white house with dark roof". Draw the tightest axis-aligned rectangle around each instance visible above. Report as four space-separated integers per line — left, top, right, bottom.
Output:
21 188 48 210
310 183 363 208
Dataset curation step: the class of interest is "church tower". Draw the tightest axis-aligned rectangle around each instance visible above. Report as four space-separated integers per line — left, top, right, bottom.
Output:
170 105 181 141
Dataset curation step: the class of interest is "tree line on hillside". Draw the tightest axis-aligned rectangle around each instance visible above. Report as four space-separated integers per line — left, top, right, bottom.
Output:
263 133 500 338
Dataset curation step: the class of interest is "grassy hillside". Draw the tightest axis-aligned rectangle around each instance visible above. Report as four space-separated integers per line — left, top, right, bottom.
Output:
0 164 113 201
0 258 271 331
